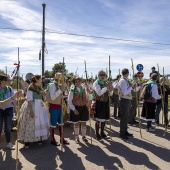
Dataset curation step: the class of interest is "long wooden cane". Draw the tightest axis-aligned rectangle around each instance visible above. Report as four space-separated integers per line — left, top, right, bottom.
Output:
84 61 92 145
131 59 142 138
108 56 112 140
157 64 164 126
162 67 165 127
163 67 169 136
16 47 20 170
60 57 65 152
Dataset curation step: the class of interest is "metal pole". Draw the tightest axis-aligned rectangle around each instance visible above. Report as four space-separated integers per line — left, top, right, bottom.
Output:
42 3 46 76
131 59 142 138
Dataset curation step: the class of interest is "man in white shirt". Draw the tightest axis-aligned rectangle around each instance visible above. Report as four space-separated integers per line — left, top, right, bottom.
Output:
118 68 136 140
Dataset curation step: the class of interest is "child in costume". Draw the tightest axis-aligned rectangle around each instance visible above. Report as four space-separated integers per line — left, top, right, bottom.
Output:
46 73 69 146
68 77 89 143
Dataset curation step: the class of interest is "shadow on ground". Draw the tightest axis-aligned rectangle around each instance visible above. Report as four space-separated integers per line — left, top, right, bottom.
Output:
78 142 123 170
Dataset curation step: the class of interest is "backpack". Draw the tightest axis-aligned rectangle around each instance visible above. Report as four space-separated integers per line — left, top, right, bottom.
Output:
140 83 153 100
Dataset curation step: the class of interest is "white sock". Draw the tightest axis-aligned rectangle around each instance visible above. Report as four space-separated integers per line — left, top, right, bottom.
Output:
74 126 79 137
81 126 86 137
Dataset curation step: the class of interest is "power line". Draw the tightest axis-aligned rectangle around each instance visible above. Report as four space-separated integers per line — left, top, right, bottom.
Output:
1 27 170 46
46 29 170 46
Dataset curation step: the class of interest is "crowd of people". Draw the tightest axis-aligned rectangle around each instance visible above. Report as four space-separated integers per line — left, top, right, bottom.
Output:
0 66 169 150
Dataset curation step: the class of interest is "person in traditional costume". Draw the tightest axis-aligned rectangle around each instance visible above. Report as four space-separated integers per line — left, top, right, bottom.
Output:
93 70 113 142
19 75 49 148
118 68 135 140
141 73 161 132
68 77 89 143
45 73 69 146
155 77 170 126
23 79 31 96
89 78 94 90
83 79 93 115
128 73 141 125
112 74 121 119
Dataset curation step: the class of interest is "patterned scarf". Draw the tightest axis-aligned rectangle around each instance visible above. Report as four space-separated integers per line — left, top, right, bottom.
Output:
0 86 10 101
96 78 106 87
45 81 58 92
70 85 84 99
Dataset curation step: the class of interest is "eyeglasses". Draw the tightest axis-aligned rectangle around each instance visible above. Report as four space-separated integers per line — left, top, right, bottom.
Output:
99 74 106 76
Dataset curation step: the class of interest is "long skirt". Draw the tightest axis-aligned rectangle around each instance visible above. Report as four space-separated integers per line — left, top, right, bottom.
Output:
141 101 156 121
19 100 49 142
94 100 110 122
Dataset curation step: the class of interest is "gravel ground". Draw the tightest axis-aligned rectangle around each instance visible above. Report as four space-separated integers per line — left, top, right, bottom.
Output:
0 107 170 170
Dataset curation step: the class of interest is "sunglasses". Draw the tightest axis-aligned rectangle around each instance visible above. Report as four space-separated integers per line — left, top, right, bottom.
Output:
99 74 106 76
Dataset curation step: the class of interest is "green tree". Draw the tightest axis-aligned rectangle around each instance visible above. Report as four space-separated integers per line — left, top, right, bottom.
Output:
66 72 74 79
0 70 5 75
44 70 52 78
11 76 23 90
51 62 67 77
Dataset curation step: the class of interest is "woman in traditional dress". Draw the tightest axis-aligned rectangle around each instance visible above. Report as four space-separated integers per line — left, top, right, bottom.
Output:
19 75 49 148
93 70 114 142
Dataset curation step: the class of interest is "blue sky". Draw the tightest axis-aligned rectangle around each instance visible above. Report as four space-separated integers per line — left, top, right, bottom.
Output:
0 0 170 79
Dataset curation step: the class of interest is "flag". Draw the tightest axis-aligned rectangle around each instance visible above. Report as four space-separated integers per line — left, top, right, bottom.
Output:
11 67 17 78
11 62 20 79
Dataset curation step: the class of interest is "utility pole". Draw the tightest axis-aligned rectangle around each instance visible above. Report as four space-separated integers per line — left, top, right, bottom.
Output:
42 3 46 76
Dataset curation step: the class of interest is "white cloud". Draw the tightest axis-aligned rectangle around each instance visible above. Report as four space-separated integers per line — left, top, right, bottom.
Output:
0 0 170 79
0 0 41 29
